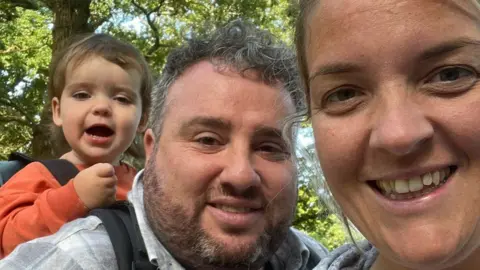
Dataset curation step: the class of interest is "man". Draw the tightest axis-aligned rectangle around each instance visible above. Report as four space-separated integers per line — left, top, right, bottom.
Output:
0 20 327 269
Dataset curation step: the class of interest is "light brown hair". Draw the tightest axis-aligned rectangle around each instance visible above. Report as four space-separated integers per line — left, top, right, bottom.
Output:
48 33 153 159
295 0 320 114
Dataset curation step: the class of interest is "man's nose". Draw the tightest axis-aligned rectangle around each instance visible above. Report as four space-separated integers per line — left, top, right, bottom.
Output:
219 147 261 196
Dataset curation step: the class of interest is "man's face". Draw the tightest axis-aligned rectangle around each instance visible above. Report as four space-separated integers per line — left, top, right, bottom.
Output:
143 61 297 269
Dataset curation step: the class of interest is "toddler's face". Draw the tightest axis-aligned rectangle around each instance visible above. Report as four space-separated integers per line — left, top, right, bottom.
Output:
52 55 143 165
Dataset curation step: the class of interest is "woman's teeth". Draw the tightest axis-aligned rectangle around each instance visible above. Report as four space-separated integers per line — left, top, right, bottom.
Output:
375 167 453 200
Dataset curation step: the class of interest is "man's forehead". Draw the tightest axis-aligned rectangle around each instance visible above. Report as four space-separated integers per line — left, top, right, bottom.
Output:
165 60 293 112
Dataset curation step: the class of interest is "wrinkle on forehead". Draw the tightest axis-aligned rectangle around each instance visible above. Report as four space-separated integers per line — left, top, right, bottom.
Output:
306 0 480 65
443 0 480 21
312 0 480 29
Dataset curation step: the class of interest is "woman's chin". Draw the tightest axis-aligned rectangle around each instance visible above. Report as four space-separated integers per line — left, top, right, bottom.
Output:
390 246 452 268
379 232 476 269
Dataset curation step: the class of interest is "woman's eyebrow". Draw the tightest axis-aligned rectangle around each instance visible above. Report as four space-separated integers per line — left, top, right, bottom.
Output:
308 62 362 82
418 37 480 61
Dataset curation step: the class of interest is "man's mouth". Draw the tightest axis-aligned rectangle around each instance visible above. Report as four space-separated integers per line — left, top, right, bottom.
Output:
371 166 457 200
212 204 256 213
85 125 114 138
207 202 264 229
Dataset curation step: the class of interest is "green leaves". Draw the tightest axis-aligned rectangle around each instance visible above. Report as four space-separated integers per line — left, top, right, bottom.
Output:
0 0 349 248
0 7 52 158
293 184 347 250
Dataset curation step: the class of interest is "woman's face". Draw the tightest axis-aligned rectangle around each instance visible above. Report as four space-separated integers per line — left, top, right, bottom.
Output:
305 0 480 268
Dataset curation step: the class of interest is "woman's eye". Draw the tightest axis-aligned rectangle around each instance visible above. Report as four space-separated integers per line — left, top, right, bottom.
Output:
427 66 475 83
72 92 90 100
325 88 362 104
316 86 366 115
423 66 478 95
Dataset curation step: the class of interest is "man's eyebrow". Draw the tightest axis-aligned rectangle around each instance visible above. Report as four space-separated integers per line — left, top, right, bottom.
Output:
308 62 362 82
178 116 232 135
253 126 284 139
418 37 480 61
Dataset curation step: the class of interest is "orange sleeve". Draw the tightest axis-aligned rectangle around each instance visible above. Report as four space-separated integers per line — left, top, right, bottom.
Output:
0 162 87 257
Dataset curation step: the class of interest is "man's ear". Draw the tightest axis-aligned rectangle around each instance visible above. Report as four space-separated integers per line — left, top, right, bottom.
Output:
137 112 148 133
51 97 62 127
144 128 156 163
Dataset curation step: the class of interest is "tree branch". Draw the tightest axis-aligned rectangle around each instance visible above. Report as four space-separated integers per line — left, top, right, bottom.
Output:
4 0 40 10
37 0 53 10
90 15 110 30
0 115 30 126
0 44 48 55
131 0 166 56
0 98 35 126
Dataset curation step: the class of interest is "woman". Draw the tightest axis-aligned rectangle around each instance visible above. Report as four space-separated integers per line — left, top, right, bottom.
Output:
295 0 480 269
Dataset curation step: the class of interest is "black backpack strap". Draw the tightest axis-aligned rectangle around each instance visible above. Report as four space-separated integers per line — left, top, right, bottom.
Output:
39 159 79 186
8 152 35 166
90 202 155 270
0 161 24 186
8 152 79 186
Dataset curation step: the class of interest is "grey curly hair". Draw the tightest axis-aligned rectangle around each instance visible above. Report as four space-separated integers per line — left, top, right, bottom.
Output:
148 19 305 141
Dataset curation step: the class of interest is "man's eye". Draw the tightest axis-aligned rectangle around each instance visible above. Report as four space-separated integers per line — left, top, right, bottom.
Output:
258 143 283 153
427 66 476 83
257 143 290 161
72 92 90 100
196 136 220 146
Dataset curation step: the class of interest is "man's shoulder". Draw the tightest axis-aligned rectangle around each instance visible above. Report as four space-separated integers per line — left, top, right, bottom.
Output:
0 216 117 270
270 228 329 270
46 215 113 251
314 241 376 270
290 228 329 258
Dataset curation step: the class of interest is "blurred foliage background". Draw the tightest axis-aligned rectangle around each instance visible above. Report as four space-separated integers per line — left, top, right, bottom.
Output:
0 0 352 250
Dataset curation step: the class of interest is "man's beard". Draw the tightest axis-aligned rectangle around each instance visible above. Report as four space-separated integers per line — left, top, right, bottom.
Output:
142 155 294 269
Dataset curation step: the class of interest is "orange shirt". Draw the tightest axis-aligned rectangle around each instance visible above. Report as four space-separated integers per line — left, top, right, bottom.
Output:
0 161 136 257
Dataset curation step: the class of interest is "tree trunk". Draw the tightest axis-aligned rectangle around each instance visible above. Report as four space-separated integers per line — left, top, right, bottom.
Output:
50 0 92 53
31 0 93 158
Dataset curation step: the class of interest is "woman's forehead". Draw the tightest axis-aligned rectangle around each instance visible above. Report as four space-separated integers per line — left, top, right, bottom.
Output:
305 0 480 65
309 0 480 25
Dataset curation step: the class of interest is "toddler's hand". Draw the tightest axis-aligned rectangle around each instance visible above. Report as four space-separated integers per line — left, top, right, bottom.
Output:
73 163 117 210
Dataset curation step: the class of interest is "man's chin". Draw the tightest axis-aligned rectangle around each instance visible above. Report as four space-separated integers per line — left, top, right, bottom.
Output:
197 231 269 266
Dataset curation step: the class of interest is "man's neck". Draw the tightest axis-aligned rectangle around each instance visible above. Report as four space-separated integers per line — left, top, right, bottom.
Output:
183 263 268 270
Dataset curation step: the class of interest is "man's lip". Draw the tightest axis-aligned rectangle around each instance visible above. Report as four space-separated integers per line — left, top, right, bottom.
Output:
206 205 263 229
364 164 456 182
207 198 264 210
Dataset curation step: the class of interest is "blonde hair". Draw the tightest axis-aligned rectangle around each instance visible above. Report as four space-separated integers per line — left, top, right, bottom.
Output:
293 0 364 249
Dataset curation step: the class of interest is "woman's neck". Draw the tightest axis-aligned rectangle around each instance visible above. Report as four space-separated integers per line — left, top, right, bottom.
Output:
372 247 480 270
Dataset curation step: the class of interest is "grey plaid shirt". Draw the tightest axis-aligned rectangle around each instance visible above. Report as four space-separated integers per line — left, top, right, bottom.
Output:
0 170 328 270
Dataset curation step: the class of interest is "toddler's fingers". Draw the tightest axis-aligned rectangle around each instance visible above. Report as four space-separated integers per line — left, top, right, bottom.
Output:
91 163 115 177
